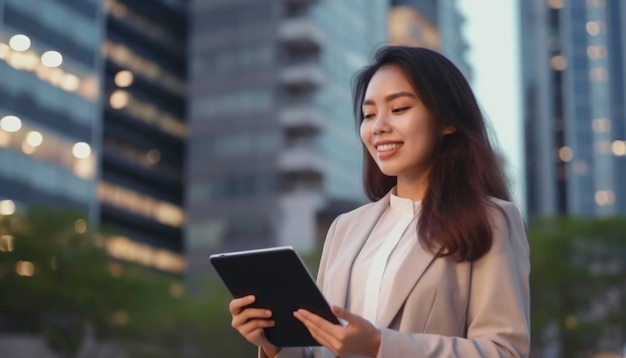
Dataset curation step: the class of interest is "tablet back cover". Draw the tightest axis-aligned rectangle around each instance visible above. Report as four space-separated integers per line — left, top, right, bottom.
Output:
210 247 338 347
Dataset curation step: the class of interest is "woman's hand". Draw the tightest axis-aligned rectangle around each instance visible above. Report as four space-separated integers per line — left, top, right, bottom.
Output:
294 305 381 358
229 295 280 357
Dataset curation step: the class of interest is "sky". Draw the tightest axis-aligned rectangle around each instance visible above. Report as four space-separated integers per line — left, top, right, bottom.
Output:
458 0 525 213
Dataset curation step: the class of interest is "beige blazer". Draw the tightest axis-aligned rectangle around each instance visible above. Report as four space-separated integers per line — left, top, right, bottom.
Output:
260 190 530 358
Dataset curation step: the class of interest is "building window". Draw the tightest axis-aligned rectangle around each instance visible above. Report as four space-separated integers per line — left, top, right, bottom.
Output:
0 114 96 179
105 0 183 54
612 140 626 156
586 21 604 36
0 150 92 203
551 55 567 71
188 174 278 202
0 38 96 100
103 139 180 177
98 181 185 227
592 117 611 132
7 0 99 52
558 146 573 162
589 67 608 82
191 89 274 120
548 0 564 9
108 90 186 138
103 40 185 96
587 0 606 7
105 235 187 273
595 190 614 206
573 160 588 175
186 220 226 248
594 140 612 154
587 45 607 59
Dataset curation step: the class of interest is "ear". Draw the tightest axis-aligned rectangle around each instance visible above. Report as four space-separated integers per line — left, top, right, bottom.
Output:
442 125 456 135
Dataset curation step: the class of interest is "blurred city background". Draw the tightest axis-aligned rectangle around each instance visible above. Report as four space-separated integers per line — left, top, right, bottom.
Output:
0 0 624 357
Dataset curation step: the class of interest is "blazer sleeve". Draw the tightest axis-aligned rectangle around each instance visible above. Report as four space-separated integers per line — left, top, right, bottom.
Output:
376 201 531 358
257 215 343 358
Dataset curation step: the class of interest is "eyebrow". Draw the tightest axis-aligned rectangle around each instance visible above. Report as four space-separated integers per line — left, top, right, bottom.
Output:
362 91 417 106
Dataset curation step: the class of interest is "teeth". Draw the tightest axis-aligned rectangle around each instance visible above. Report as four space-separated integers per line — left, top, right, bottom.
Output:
376 143 402 152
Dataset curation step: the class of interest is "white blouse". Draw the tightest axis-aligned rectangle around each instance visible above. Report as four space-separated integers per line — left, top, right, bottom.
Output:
346 192 421 325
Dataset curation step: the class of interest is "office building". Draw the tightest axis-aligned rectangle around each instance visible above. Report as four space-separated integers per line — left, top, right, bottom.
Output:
186 0 386 278
0 0 103 221
521 0 626 219
99 0 188 273
389 0 472 81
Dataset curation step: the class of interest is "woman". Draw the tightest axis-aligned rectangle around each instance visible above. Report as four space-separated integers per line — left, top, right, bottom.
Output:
229 46 530 358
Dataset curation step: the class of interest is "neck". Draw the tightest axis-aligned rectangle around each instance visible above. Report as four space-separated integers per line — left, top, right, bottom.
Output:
396 172 428 201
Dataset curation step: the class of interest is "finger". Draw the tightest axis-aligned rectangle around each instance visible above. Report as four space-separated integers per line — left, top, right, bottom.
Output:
295 311 343 349
232 308 272 328
240 319 276 337
295 309 343 334
229 295 255 315
306 327 340 356
247 327 274 347
331 305 360 324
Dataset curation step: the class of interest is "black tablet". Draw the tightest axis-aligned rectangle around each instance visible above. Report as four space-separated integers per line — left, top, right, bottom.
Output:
209 246 340 347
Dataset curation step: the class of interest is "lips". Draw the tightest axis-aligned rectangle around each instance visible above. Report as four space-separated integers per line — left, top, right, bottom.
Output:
374 141 403 160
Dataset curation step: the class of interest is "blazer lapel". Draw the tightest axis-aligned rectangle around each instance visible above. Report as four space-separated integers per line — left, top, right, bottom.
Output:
324 191 391 309
377 239 438 328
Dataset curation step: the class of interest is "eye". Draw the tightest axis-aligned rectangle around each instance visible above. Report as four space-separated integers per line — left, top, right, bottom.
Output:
392 107 411 114
363 113 375 120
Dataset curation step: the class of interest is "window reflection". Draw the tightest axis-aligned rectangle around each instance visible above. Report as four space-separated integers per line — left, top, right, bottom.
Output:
108 89 186 138
105 0 184 54
0 113 96 180
589 67 608 82
6 0 99 52
0 40 97 100
0 149 92 203
98 181 185 227
191 89 273 119
103 40 185 96
103 139 181 178
106 235 186 273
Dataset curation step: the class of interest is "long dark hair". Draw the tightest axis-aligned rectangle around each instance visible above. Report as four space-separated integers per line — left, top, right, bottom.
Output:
352 46 510 262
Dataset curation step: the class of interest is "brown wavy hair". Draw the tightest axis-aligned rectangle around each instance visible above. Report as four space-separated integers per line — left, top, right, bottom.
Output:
352 46 510 262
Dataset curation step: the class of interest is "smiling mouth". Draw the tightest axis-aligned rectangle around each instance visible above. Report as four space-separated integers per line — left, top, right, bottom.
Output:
376 143 403 152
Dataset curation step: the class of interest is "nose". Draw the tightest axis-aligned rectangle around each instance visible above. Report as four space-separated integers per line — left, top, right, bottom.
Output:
372 113 391 135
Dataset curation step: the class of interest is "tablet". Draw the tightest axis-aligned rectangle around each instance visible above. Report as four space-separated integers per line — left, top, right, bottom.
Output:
209 246 339 347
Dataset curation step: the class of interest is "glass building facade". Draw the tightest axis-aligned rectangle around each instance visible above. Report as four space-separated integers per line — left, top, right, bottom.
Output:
0 0 103 220
99 0 187 273
389 0 472 81
522 0 626 219
0 0 187 274
312 0 388 202
186 0 386 279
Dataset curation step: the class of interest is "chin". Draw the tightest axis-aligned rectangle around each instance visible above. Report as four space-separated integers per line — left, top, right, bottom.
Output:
377 164 402 177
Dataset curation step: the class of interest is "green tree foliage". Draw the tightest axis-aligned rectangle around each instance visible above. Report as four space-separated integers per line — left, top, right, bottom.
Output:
0 207 178 356
0 207 260 357
529 216 626 357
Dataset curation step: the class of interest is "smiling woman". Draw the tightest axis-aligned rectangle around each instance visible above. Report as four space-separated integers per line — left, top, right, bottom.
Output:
228 46 530 358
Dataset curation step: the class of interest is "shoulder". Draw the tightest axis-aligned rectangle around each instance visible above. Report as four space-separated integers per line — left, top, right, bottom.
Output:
487 196 521 215
485 197 525 228
322 199 381 248
485 197 529 256
333 200 380 225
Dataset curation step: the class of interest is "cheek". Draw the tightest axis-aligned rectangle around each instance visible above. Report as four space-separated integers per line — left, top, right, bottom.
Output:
359 122 371 146
405 119 436 155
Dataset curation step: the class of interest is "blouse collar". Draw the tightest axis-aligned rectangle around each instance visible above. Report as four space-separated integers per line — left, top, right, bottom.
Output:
389 187 422 215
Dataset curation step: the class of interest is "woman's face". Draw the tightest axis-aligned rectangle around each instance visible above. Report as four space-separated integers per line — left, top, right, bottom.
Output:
360 65 439 179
